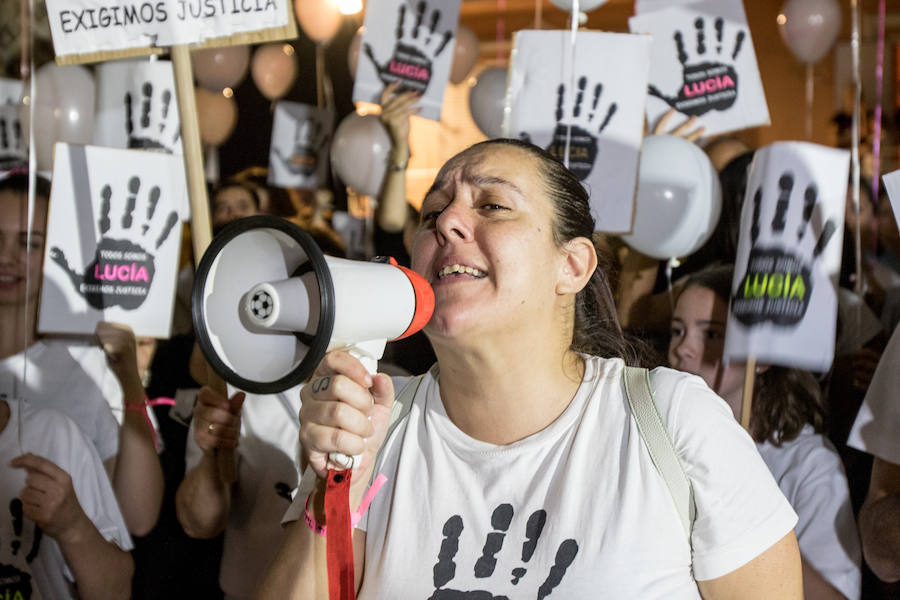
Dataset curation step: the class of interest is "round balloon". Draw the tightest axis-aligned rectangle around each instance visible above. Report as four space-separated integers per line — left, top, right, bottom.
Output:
778 0 841 64
31 62 96 171
251 44 298 100
295 0 343 43
192 45 250 90
621 135 722 260
449 25 479 85
549 0 609 12
330 112 392 197
468 67 508 139
348 26 363 79
195 87 238 147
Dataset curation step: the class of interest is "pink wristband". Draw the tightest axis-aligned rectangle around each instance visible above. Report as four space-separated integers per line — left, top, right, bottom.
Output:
303 473 388 537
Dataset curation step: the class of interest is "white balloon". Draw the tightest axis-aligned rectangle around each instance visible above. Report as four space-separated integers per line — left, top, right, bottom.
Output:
778 0 841 64
330 112 391 197
468 67 508 139
549 0 609 12
622 135 722 260
31 63 96 171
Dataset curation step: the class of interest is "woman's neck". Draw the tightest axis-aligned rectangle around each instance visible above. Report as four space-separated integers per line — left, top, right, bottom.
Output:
431 338 585 445
0 302 37 361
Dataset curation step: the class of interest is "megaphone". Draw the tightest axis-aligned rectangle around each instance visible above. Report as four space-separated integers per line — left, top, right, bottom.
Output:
192 215 434 397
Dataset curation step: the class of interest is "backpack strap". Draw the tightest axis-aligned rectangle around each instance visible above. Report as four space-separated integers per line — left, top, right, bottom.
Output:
369 365 435 483
623 366 695 539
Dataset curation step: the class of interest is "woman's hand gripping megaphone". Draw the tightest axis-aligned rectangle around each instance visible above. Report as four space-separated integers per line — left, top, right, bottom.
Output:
299 349 396 481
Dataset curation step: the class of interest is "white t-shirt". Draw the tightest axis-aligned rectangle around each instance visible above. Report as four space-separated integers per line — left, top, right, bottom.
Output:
757 427 861 600
0 340 121 461
324 356 796 598
848 323 900 464
185 385 302 600
0 400 132 600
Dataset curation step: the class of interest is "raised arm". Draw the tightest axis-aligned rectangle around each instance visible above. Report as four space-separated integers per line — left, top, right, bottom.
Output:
96 321 164 536
11 453 134 600
175 386 244 538
376 81 419 234
257 351 395 598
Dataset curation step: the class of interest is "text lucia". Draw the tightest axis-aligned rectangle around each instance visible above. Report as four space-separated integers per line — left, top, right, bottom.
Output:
57 0 278 34
738 271 807 302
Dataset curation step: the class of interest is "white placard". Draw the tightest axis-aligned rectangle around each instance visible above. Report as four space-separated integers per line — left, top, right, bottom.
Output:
724 142 849 372
268 101 334 190
94 58 183 155
45 0 290 60
629 0 769 136
506 30 652 233
0 78 22 105
881 169 900 234
39 143 188 338
353 0 462 121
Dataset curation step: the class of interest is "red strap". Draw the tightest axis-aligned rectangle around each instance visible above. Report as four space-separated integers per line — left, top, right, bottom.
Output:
325 469 355 600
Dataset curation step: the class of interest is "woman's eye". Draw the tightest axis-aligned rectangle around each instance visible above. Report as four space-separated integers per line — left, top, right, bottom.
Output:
670 326 684 338
705 330 724 341
421 211 440 224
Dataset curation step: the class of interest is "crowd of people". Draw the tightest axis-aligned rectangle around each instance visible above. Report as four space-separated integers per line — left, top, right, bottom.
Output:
2 72 900 600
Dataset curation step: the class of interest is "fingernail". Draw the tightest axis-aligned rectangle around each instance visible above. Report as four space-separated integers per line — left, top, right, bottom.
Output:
364 375 373 387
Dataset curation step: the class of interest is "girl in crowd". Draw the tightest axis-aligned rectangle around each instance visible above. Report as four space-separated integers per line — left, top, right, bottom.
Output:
669 264 862 599
260 139 802 599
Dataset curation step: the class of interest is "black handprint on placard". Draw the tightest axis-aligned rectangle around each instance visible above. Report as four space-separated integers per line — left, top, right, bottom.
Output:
519 77 617 181
732 172 837 326
364 1 453 95
649 16 747 117
0 104 25 170
50 176 179 310
125 81 180 152
429 504 578 599
273 116 330 177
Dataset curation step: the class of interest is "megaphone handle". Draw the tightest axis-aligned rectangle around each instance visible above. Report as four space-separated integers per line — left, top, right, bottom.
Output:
327 343 384 471
207 366 238 484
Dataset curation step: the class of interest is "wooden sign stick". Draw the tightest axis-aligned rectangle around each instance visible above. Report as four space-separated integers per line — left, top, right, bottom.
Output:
741 357 756 432
170 44 236 484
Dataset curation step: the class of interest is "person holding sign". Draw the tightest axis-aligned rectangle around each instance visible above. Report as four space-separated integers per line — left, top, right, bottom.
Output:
259 139 801 599
0 169 164 537
0 399 134 600
669 265 861 599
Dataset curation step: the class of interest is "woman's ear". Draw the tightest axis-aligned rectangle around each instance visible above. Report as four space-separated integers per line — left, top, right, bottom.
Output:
557 237 598 295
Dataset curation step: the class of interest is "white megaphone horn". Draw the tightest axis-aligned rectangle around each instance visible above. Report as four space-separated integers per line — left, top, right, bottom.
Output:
192 216 434 467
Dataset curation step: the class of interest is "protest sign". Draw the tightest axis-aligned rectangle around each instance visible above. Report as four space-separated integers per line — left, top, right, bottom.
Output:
39 143 188 338
94 58 184 155
268 101 334 190
45 0 296 64
724 142 849 372
506 30 651 233
353 0 462 121
629 0 768 136
881 169 900 235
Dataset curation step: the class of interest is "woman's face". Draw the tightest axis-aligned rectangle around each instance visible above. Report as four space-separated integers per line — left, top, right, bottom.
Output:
668 285 744 416
212 185 257 229
0 190 46 307
411 145 566 342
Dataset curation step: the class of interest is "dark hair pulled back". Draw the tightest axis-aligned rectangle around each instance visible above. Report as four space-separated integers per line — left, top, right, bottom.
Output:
465 138 648 366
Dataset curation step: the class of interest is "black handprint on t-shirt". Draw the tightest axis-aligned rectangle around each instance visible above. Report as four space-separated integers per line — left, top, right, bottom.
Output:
125 82 180 152
520 77 617 181
429 504 579 599
9 499 41 564
273 117 330 177
649 16 747 117
363 1 453 95
50 176 179 310
732 172 837 326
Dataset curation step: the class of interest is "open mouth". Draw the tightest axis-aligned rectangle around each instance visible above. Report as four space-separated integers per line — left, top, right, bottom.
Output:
437 264 487 280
